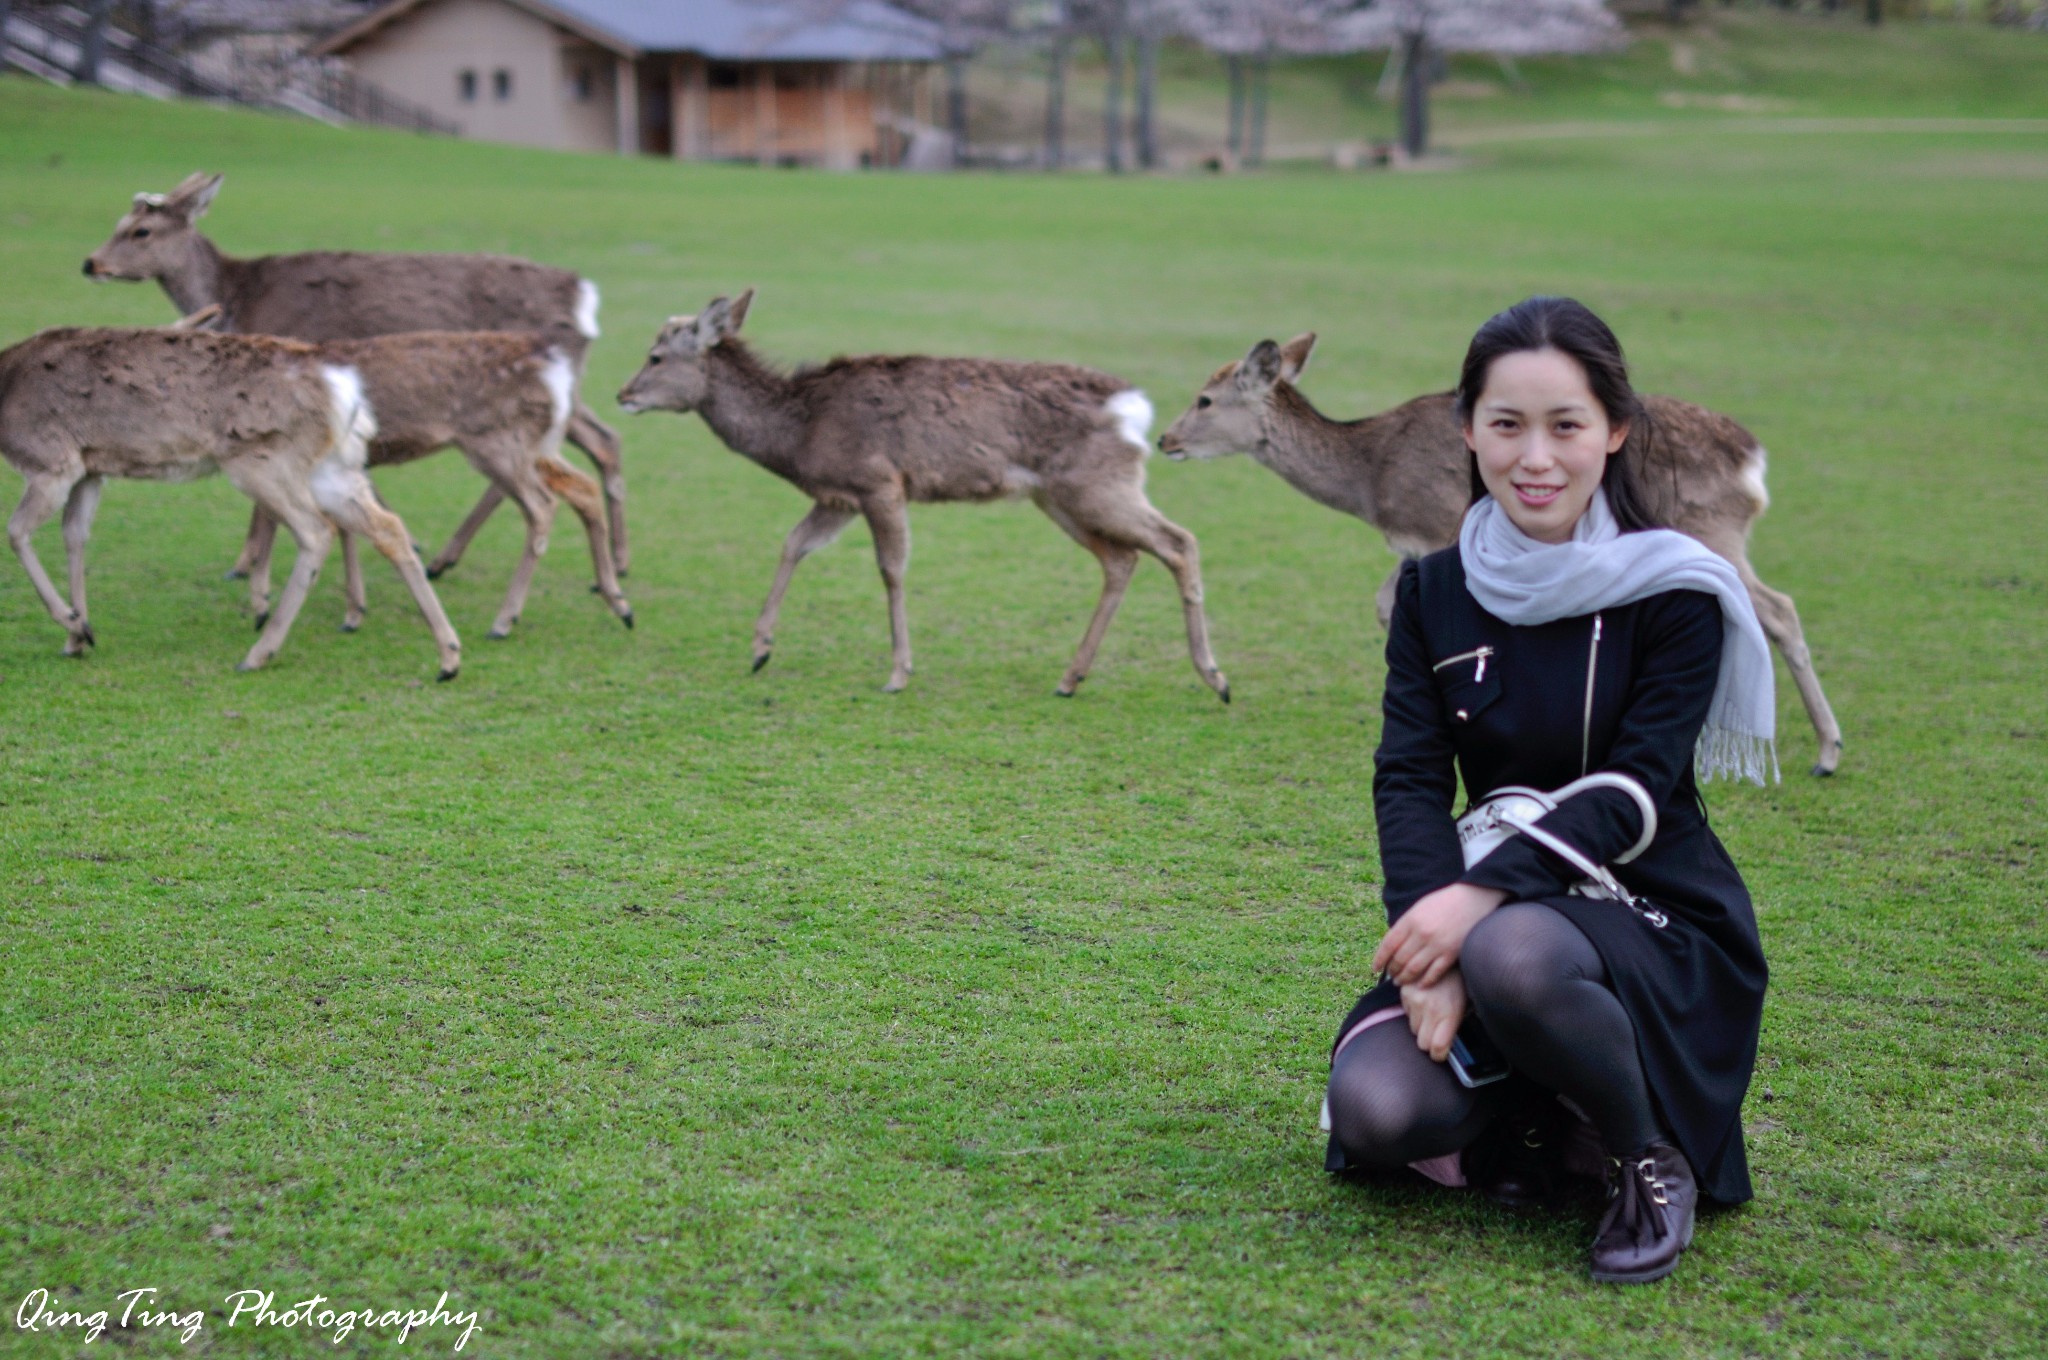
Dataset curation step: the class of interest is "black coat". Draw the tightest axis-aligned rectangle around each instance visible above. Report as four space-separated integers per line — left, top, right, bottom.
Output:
1343 547 1768 1204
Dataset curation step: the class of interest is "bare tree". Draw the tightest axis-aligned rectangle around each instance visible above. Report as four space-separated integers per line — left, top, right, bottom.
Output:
1178 2 1354 166
1335 1 1623 159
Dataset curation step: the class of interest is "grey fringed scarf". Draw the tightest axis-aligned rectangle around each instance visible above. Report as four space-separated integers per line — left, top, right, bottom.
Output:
1458 490 1778 785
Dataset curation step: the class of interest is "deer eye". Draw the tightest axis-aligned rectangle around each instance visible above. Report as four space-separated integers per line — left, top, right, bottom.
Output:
647 354 662 365
132 228 151 239
1197 395 1212 409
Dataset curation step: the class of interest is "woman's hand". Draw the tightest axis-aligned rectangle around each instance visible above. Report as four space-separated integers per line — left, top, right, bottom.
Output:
1401 969 1469 1063
1372 882 1509 987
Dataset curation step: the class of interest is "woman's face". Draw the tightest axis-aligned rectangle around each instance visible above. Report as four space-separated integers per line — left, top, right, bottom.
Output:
1464 347 1629 544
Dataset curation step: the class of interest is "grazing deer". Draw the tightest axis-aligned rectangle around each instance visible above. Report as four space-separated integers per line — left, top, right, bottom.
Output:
0 326 462 677
617 291 1229 700
232 331 634 640
1158 335 1843 775
81 171 632 576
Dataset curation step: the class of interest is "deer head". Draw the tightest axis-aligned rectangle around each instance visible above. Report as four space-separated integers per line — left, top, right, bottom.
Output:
1157 333 1316 460
616 290 756 414
83 172 224 282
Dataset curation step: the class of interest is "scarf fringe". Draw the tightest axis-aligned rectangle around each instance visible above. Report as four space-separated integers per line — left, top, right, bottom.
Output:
1696 725 1780 786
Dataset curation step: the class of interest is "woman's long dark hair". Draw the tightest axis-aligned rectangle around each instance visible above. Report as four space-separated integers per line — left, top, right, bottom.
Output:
1454 296 1663 532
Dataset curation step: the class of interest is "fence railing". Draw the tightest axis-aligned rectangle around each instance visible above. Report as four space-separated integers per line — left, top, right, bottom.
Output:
2 3 454 136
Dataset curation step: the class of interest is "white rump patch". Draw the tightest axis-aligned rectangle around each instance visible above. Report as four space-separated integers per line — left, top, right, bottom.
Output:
1105 389 1154 455
319 364 377 470
1741 444 1770 513
575 279 601 340
539 350 575 432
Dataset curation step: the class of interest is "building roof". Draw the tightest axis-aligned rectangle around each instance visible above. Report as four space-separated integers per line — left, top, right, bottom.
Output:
315 0 944 62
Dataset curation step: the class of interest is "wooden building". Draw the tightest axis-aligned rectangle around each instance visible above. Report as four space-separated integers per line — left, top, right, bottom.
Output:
313 0 942 168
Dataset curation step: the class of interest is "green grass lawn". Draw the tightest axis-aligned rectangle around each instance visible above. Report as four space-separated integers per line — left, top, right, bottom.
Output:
1 45 2044 1359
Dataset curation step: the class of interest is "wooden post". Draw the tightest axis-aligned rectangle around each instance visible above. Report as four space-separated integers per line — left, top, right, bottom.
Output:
677 56 707 160
615 54 639 156
824 64 851 170
756 63 775 166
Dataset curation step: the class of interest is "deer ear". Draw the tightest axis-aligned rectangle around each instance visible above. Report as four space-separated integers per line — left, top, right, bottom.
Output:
1278 332 1317 383
167 172 224 221
1237 340 1284 391
727 288 755 333
696 294 741 344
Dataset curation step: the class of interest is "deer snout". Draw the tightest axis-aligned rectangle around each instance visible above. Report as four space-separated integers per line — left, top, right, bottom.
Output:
81 258 99 279
1157 429 1186 460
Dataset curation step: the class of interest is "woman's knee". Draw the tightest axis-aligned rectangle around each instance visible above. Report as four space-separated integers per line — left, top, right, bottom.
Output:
1326 1033 1473 1166
1460 903 1593 1018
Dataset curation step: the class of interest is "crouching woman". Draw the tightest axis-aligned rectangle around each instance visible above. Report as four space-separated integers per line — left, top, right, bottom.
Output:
1324 296 1774 1284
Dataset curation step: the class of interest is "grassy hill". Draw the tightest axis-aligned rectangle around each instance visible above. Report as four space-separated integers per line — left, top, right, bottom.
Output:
1 34 2044 1358
966 7 2048 162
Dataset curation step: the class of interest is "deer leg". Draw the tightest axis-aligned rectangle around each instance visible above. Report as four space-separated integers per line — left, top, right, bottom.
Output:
537 456 633 628
313 469 462 680
427 483 506 580
233 501 332 673
752 503 855 673
339 531 366 632
861 492 914 692
8 468 93 653
567 401 628 577
1135 513 1229 703
1740 563 1844 777
1057 540 1139 698
1375 564 1403 631
245 507 280 626
227 502 266 579
482 471 557 641
60 475 104 655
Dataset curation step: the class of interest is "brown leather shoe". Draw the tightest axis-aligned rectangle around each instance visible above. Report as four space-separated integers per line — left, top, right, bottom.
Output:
1589 1141 1697 1284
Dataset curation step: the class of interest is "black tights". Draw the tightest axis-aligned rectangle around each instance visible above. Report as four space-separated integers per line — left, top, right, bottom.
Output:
1327 903 1663 1169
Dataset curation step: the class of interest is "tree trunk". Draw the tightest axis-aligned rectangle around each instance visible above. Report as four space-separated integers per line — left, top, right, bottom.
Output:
78 0 116 84
1135 28 1157 170
1247 46 1271 168
1226 53 1245 157
1104 25 1126 174
946 54 968 168
1044 30 1068 169
1398 30 1429 160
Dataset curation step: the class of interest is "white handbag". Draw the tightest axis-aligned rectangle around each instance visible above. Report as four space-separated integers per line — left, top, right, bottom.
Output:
1456 773 1666 928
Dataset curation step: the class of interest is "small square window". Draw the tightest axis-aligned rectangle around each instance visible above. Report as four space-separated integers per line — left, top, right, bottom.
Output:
457 69 476 101
493 68 512 101
572 66 593 102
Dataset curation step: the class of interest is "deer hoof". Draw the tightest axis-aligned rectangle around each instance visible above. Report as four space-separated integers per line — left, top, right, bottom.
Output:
225 567 248 581
253 612 270 632
234 659 260 673
76 621 96 648
751 651 772 674
425 563 448 581
1218 682 1232 705
1054 685 1076 699
340 619 361 634
486 626 512 641
436 667 459 683
619 610 634 631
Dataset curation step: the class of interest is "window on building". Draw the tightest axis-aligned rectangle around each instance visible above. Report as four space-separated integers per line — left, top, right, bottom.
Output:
571 65 593 102
493 68 512 101
457 69 476 101
707 64 742 90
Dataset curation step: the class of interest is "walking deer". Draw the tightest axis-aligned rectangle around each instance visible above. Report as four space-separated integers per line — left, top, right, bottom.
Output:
228 331 634 640
1158 335 1843 775
81 171 632 576
617 291 1229 700
0 326 462 677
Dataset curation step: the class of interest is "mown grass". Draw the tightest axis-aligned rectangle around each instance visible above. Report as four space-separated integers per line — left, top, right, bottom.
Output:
0 50 2044 1360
